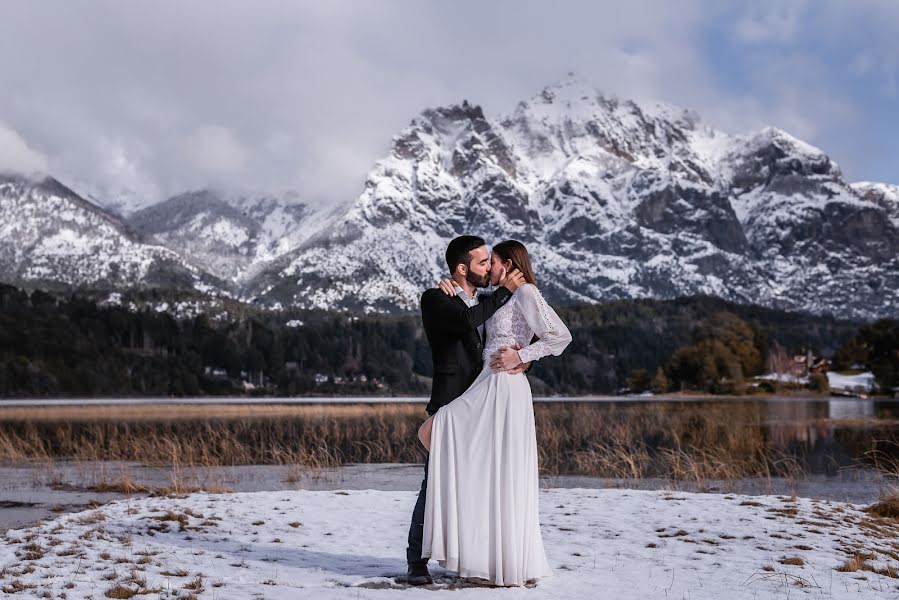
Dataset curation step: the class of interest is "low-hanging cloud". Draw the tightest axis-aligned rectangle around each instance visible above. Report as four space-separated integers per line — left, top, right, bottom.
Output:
0 122 48 175
185 126 247 176
0 0 895 212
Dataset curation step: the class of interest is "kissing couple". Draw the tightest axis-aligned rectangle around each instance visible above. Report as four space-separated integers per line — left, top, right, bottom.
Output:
405 236 572 587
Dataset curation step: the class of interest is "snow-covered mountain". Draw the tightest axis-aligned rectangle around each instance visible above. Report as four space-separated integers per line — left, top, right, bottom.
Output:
245 78 899 319
0 173 222 292
1 77 897 319
851 181 899 229
128 189 335 284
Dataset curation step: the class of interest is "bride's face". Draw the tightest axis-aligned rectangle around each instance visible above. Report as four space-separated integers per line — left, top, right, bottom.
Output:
489 252 513 286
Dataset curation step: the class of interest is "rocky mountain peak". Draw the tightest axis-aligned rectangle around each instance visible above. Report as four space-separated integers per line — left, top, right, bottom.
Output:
247 80 897 318
1 80 897 320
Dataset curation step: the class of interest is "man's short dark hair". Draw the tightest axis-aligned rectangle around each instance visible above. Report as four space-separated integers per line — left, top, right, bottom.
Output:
445 235 486 274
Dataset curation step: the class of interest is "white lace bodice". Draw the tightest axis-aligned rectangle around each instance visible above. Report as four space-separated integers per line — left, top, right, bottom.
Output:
482 284 572 364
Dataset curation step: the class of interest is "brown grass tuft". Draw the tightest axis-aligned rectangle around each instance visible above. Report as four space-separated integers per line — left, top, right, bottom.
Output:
2 580 37 594
160 569 189 577
104 585 138 599
183 575 204 592
865 492 899 520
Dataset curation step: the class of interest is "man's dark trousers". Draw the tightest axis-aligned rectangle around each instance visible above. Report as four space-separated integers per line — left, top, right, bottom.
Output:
406 452 429 566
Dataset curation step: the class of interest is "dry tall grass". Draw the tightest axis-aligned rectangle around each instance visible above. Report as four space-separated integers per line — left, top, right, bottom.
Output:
0 401 890 482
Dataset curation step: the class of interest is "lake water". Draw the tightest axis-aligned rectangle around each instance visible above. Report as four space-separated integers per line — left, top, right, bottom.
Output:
1 395 896 533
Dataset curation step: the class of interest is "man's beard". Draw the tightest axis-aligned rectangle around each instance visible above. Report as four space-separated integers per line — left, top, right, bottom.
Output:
466 270 490 288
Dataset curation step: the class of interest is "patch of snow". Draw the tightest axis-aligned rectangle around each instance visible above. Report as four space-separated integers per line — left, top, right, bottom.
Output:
758 372 808 384
827 371 876 392
104 292 122 306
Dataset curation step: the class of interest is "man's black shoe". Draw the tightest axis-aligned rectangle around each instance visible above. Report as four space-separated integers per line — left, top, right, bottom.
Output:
407 563 432 586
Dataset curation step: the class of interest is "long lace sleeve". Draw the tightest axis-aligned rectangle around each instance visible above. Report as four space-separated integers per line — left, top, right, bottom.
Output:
515 284 572 363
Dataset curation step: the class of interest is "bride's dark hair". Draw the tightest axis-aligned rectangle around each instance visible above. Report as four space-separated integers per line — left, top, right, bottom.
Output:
492 240 537 286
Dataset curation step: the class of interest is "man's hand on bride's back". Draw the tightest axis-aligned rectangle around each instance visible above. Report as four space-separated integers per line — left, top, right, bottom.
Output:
498 268 525 293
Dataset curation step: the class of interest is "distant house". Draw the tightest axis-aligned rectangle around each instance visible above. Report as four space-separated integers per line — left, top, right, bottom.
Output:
314 373 329 385
790 349 830 376
285 361 300 373
790 352 810 376
809 358 831 373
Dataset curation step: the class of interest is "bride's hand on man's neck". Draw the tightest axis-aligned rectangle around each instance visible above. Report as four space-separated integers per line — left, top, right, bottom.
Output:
452 274 477 298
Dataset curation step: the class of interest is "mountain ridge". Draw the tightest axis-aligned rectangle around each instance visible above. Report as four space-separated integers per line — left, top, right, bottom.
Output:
1 77 896 319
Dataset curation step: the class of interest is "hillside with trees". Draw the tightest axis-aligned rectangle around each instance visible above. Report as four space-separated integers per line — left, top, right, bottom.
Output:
0 283 884 398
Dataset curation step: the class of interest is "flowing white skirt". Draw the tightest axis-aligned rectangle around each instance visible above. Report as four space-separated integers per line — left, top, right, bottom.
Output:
421 364 554 586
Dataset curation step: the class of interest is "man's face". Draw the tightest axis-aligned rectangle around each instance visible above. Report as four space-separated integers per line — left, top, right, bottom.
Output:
460 245 491 288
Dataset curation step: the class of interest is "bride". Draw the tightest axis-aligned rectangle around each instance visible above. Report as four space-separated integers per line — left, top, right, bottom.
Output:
416 239 572 586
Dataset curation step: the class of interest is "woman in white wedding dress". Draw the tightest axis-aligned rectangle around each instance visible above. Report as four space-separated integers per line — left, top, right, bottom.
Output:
416 239 572 587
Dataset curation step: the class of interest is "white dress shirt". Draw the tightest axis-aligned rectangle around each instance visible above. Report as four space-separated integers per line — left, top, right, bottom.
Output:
453 285 485 343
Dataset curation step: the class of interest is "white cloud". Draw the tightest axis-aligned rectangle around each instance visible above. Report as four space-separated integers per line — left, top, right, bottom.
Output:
733 1 807 44
0 123 48 175
0 0 894 208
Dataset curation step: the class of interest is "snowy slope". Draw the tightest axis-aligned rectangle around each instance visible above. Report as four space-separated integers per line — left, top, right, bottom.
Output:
0 488 894 598
128 189 335 284
852 181 899 229
0 173 220 292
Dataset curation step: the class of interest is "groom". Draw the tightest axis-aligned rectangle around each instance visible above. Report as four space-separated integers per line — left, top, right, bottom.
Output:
405 235 528 585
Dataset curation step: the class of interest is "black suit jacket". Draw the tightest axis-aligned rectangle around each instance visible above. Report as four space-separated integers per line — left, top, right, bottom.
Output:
420 286 513 415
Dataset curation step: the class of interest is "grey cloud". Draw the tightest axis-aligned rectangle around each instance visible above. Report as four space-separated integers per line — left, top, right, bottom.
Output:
0 0 894 212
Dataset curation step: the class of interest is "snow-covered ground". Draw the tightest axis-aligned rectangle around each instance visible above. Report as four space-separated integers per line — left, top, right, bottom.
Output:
1 488 896 598
759 372 811 384
757 371 878 394
827 372 877 393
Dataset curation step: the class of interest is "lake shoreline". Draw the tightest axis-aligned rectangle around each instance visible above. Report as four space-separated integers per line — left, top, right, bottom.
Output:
1 461 892 534
0 392 891 407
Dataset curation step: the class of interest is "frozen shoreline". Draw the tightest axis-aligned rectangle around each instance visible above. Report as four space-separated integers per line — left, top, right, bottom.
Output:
1 461 889 535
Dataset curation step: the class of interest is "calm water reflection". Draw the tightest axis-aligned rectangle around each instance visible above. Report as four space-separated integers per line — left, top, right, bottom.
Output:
552 398 899 475
758 398 896 474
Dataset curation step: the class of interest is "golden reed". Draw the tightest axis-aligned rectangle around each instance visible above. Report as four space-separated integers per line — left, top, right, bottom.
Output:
0 401 892 482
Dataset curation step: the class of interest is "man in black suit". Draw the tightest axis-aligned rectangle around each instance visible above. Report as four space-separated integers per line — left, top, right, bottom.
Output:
405 235 527 585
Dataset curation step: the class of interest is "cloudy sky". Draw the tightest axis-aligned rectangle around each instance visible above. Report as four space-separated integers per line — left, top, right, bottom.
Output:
0 0 896 211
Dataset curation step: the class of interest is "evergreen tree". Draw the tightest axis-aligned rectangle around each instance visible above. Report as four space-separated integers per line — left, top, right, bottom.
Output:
651 367 669 394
